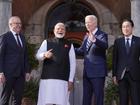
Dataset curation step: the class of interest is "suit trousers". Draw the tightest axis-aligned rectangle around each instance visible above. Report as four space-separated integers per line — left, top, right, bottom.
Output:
0 75 25 105
82 75 105 105
118 72 140 105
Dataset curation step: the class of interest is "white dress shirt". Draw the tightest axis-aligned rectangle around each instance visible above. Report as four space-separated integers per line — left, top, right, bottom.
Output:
10 30 23 47
125 35 132 46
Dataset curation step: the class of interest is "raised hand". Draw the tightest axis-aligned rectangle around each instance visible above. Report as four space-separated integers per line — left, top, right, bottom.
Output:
87 32 96 42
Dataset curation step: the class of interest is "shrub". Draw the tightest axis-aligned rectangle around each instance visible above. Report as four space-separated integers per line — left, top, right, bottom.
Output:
107 46 113 71
23 80 39 102
105 79 119 105
26 42 39 70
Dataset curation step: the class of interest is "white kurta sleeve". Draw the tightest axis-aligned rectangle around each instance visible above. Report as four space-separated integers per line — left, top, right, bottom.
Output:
36 40 47 61
68 44 76 82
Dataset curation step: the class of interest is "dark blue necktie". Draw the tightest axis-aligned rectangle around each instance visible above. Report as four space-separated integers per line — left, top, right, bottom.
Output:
16 34 22 47
126 38 130 54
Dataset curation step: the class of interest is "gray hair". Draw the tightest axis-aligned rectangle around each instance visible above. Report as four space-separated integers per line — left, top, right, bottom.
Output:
54 22 66 29
85 15 98 22
9 16 21 25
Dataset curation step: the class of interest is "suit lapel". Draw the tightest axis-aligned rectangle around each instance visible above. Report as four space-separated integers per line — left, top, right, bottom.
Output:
19 34 25 48
82 36 88 53
129 36 135 55
8 31 19 48
120 37 127 55
121 36 135 56
9 31 25 49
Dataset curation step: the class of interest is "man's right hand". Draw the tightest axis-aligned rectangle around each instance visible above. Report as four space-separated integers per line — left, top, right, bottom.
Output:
0 73 5 84
44 49 53 59
113 76 118 85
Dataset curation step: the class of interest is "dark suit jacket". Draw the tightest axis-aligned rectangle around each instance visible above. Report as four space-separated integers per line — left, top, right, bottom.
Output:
0 31 29 77
75 29 108 78
113 35 140 80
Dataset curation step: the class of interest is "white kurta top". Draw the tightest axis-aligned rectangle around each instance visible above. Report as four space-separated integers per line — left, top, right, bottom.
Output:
36 40 76 105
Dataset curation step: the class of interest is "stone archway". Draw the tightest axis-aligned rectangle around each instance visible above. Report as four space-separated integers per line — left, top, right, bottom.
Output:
44 1 98 47
24 0 118 46
24 2 119 104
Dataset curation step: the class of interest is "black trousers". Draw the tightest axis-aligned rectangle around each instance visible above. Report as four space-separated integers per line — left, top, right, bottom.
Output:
118 72 140 105
0 75 25 105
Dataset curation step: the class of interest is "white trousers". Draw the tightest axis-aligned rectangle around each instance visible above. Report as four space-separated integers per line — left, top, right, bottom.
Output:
46 103 70 105
37 80 70 105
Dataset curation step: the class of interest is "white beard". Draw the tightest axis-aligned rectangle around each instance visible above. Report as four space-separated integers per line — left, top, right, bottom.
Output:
55 33 65 38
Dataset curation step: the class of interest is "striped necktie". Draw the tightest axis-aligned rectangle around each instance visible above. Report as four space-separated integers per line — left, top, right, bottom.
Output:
16 34 22 47
86 38 92 50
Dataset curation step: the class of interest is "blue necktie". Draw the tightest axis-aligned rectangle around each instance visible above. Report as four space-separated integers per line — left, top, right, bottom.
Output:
126 38 130 54
86 38 92 50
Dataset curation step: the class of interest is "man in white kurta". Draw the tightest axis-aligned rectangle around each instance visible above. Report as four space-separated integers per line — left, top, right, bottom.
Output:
36 22 76 105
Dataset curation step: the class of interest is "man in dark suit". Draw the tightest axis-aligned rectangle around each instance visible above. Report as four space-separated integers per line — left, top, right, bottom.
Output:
0 16 30 105
112 19 140 105
75 15 108 105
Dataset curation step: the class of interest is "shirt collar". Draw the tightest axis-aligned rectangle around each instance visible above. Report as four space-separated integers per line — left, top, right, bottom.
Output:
10 30 17 36
92 28 98 35
125 35 133 40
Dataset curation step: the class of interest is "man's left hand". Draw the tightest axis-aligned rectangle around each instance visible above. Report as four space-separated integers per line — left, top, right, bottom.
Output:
25 73 31 82
68 81 73 91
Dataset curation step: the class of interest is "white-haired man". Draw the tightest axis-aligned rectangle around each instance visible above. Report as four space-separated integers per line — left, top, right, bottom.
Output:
75 15 108 105
0 16 30 105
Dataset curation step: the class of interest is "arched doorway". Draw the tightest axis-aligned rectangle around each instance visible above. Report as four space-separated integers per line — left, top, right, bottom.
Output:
24 0 119 46
45 1 98 47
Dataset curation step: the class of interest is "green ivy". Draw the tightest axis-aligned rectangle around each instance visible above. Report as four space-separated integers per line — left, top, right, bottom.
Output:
107 46 113 71
26 42 38 70
23 80 39 101
105 80 119 105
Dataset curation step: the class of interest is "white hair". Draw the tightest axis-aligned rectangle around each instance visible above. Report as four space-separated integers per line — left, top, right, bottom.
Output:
54 22 66 38
85 15 98 22
54 22 65 29
9 16 21 25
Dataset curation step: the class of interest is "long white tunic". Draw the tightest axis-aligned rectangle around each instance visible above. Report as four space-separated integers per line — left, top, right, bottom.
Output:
36 40 76 105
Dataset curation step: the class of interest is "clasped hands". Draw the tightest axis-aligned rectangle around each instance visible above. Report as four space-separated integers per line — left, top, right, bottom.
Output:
87 31 96 42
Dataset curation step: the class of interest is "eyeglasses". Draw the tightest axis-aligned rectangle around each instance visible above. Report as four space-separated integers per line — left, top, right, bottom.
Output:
11 23 22 25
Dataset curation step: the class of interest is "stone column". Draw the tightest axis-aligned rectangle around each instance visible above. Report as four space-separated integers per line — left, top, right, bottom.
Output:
131 0 140 37
0 0 12 35
0 1 13 105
